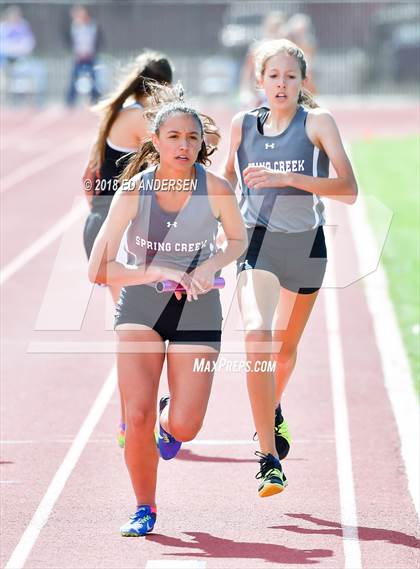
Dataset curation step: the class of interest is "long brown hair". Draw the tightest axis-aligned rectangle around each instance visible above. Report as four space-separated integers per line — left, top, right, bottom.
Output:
92 51 173 165
120 82 220 183
254 38 319 109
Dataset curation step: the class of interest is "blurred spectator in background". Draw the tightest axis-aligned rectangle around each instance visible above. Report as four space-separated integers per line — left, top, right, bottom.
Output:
0 6 47 106
239 11 318 107
0 5 35 64
286 13 317 93
240 11 287 107
66 5 101 107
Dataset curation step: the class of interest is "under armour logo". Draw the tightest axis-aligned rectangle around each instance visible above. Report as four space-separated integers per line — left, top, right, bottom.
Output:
166 221 178 228
239 259 253 271
265 143 275 149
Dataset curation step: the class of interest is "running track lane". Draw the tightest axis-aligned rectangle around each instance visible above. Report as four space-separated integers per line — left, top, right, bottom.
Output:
1 105 419 568
1 109 96 267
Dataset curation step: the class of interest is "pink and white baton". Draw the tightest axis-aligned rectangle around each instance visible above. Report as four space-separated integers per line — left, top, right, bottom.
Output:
155 277 225 293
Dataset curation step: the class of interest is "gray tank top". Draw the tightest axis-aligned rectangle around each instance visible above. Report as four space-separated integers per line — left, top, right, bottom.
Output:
125 163 219 272
236 105 329 232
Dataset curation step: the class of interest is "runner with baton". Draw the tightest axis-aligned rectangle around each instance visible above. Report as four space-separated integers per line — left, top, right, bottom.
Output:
88 84 246 536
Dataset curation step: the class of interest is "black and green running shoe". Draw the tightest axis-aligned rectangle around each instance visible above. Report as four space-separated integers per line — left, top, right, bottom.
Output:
253 404 292 460
275 404 292 460
255 451 288 498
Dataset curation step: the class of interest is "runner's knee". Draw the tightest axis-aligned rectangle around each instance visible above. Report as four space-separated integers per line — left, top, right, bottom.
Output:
126 406 156 433
244 329 272 353
169 415 203 442
276 344 297 364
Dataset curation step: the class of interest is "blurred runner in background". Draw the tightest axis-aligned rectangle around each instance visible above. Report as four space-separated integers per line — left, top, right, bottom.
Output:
286 13 317 93
240 10 318 106
82 52 173 447
240 11 287 107
65 5 101 107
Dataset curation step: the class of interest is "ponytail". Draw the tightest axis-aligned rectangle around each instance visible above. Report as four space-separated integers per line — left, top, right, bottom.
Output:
119 140 157 183
298 87 319 109
90 51 173 166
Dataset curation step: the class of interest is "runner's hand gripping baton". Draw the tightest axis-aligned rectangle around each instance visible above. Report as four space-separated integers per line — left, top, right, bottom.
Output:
155 277 225 293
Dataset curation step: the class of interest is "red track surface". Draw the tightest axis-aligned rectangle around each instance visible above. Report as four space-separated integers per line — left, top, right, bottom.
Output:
1 104 419 569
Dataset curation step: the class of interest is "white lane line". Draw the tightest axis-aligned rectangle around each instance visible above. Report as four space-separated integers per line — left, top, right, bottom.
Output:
146 562 206 569
4 366 117 569
348 193 419 516
0 199 86 286
324 233 362 569
0 134 89 194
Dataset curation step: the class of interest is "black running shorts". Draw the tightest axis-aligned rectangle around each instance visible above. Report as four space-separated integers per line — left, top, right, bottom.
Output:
114 284 222 351
237 226 327 294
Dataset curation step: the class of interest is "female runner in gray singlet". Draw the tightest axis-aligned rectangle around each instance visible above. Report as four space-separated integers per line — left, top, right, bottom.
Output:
224 39 358 498
88 86 247 536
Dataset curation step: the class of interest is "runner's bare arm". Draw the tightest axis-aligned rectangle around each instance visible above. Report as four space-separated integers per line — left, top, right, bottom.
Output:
243 111 358 204
87 182 137 285
129 107 149 147
108 107 149 148
299 110 358 203
222 112 246 190
87 180 184 287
